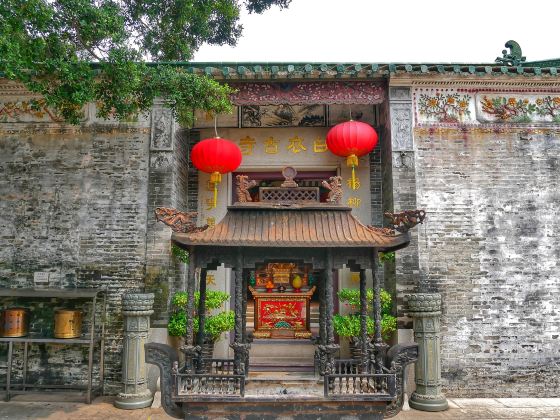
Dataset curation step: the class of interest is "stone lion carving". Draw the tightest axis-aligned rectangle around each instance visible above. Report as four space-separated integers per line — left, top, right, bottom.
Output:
321 176 343 204
154 207 208 233
384 210 426 233
235 175 257 203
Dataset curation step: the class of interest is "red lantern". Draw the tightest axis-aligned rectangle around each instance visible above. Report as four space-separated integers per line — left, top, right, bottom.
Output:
191 137 242 208
326 120 378 190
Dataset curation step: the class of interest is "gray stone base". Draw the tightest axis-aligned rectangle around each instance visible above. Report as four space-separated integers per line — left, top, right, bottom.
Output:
409 392 448 412
114 390 154 410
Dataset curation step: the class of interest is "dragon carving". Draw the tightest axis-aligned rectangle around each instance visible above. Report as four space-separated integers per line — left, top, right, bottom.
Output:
384 210 426 233
321 176 343 204
235 174 257 203
154 207 208 233
495 40 526 66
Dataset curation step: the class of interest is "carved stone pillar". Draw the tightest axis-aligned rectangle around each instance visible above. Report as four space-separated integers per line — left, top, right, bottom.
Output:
114 293 155 409
407 293 448 412
231 249 249 375
359 269 368 372
318 249 339 376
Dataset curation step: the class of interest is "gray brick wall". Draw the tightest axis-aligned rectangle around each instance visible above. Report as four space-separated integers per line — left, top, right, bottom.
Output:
414 128 560 396
0 122 150 393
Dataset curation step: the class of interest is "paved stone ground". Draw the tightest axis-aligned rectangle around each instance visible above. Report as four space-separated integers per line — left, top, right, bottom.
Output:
1 396 560 419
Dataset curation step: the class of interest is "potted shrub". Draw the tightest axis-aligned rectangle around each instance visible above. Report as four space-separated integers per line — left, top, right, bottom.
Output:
168 290 235 359
333 288 397 359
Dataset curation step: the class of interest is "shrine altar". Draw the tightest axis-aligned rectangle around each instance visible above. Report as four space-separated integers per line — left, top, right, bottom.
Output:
249 286 316 339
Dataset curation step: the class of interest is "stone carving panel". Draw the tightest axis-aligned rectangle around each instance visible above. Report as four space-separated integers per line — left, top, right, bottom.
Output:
390 104 413 151
390 87 411 101
151 108 173 150
150 152 173 169
392 151 415 169
229 81 385 105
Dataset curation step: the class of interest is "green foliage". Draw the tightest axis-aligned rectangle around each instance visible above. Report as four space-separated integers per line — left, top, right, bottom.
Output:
171 290 230 312
167 310 187 337
379 251 395 264
334 287 397 341
167 290 234 340
333 314 396 341
0 0 290 125
337 288 392 315
203 310 235 341
171 244 190 264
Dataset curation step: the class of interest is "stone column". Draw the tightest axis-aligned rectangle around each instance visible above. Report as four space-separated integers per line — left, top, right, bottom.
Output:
114 293 155 409
359 269 368 372
317 249 339 376
231 249 249 375
407 293 448 412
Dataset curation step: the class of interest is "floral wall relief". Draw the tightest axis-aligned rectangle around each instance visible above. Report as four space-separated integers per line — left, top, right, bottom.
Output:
535 96 560 121
478 94 560 123
415 89 560 126
417 92 472 123
480 96 535 122
0 98 63 122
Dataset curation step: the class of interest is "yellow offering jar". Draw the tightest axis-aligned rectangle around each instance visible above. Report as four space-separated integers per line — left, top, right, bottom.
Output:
291 274 303 291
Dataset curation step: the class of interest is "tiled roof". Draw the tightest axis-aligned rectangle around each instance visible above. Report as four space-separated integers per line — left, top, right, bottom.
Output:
170 62 560 80
172 204 409 251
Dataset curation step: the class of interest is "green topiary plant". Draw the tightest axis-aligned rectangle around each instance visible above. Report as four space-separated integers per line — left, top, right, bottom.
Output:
167 290 234 342
334 288 397 343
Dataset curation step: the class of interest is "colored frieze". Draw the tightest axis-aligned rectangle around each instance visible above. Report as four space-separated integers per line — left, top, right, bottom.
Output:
417 92 472 123
0 98 64 123
414 88 560 125
478 95 560 123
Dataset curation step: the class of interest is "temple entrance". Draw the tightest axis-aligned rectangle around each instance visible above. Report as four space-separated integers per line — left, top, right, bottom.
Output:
245 262 320 371
151 168 423 418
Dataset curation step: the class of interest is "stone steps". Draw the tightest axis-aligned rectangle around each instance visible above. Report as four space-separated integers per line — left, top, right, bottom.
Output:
249 339 316 371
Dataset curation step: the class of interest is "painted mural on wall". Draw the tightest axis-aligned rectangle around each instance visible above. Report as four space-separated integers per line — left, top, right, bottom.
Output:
414 88 560 126
241 105 326 127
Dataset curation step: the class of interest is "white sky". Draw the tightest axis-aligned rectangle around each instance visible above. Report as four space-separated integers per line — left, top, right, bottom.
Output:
193 0 558 64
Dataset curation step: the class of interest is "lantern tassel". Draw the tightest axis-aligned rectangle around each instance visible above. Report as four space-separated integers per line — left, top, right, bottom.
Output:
210 172 222 208
346 154 359 190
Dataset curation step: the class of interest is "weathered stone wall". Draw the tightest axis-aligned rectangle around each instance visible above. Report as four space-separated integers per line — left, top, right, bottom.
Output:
144 105 191 325
0 112 151 392
410 85 560 396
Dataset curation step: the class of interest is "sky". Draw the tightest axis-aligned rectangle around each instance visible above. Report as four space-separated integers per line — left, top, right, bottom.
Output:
193 0 558 64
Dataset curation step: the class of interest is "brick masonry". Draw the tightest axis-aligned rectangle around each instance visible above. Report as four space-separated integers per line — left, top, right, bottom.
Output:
413 127 560 396
0 116 151 392
1 78 559 399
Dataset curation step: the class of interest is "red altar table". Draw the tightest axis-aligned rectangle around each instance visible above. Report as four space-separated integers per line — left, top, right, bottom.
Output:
249 286 316 339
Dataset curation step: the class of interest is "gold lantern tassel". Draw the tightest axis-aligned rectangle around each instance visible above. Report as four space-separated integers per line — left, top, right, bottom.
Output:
346 154 359 190
210 171 222 208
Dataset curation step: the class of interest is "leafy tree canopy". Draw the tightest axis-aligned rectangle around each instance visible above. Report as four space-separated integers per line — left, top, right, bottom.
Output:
0 0 290 125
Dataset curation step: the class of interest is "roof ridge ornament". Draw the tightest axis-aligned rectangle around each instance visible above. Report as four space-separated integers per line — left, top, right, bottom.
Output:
384 210 426 233
495 40 526 66
321 176 343 204
236 174 257 203
154 207 208 233
281 166 299 188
